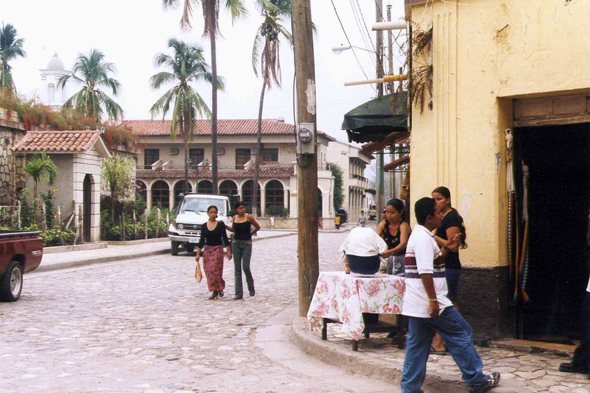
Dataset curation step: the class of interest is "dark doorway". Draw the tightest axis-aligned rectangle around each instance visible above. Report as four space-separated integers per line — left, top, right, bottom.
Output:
83 174 92 243
513 123 590 342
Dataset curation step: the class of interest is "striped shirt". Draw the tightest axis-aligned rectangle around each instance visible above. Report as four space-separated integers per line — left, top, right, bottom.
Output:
402 224 453 318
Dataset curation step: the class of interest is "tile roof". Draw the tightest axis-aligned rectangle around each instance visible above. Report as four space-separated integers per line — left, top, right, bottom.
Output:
122 119 334 140
136 163 294 180
12 130 101 153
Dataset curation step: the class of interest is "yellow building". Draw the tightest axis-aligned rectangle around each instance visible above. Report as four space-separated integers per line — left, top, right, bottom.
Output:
406 0 590 342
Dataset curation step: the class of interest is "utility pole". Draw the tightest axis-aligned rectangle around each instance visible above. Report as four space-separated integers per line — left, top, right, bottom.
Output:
293 0 319 317
387 5 394 201
376 0 385 223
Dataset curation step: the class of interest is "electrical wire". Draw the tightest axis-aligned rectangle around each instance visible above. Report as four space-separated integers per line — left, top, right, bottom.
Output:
348 0 376 69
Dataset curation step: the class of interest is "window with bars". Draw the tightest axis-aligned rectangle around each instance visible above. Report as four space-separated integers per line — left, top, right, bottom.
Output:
144 149 160 169
236 148 251 169
265 180 284 208
189 148 204 166
262 148 279 163
151 180 170 208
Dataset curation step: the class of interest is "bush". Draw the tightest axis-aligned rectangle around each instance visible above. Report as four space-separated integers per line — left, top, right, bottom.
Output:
265 205 289 218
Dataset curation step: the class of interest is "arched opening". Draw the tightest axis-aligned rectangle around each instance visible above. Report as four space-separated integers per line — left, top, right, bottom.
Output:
174 181 193 205
265 180 284 210
151 180 170 209
197 180 213 194
219 180 238 198
242 180 261 213
83 174 92 242
318 188 323 217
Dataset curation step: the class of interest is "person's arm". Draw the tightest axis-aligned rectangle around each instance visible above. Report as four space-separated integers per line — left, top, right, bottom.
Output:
219 222 232 259
225 216 235 232
249 214 261 235
376 220 385 237
415 234 439 317
421 274 440 318
195 224 206 261
391 222 411 255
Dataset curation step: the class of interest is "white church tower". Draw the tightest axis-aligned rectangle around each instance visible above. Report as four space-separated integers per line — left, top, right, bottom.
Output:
39 52 69 110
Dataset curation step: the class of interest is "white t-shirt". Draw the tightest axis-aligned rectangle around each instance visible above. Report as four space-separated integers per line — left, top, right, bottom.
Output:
339 227 388 256
402 224 453 318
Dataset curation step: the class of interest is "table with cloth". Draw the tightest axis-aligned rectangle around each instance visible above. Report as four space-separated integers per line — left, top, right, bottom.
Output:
307 271 406 350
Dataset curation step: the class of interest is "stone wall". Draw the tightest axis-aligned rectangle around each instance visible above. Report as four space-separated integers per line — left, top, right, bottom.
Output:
0 123 26 206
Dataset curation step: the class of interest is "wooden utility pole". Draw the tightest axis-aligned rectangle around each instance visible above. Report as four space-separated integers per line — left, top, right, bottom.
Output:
376 0 385 222
293 0 319 317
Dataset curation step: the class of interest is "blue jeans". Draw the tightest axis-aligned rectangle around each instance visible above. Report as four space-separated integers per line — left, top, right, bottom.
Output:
401 307 487 393
571 292 590 370
232 240 254 297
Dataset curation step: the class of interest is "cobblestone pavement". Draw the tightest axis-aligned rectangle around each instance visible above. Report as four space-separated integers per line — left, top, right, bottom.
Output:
0 230 396 393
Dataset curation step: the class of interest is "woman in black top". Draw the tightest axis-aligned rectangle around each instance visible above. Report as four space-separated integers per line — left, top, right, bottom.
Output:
226 201 260 300
431 186 467 353
376 199 411 276
195 205 232 300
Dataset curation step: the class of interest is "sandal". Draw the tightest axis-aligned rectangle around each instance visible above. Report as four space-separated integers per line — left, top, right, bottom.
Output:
430 346 447 355
218 290 224 298
208 291 219 300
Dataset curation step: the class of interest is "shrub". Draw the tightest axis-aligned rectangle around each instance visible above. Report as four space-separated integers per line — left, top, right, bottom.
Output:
265 205 289 218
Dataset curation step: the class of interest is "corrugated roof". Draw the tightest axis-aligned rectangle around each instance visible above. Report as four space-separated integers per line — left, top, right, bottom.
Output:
136 163 294 180
12 130 101 153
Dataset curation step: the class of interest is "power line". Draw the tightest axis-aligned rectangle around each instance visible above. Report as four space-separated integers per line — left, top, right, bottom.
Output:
348 0 377 68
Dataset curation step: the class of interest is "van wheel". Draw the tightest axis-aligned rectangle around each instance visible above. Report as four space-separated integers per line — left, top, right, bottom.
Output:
186 244 195 253
171 241 179 256
0 260 24 302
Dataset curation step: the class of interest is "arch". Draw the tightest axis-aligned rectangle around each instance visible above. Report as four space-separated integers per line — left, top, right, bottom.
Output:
197 180 213 194
242 180 261 212
83 174 92 242
219 180 238 198
174 180 193 206
262 178 287 190
151 180 170 209
135 180 147 202
265 180 284 209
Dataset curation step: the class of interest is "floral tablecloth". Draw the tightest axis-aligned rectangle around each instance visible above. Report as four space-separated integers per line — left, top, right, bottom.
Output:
307 271 405 341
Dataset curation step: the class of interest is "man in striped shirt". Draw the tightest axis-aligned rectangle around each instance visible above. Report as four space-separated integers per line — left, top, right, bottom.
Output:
400 197 500 393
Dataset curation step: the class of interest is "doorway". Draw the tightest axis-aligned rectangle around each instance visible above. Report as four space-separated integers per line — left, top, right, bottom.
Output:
513 123 590 342
83 174 92 243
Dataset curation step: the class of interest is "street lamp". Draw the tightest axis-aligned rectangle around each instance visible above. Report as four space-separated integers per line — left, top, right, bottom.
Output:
331 44 376 55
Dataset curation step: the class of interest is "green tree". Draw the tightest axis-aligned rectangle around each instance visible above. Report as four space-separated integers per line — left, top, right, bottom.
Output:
101 156 134 221
251 0 292 216
57 49 124 121
330 163 344 211
0 23 26 93
150 38 222 193
23 154 58 198
163 0 247 194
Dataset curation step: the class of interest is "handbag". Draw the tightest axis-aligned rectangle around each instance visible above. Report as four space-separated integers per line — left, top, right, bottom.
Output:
195 261 203 283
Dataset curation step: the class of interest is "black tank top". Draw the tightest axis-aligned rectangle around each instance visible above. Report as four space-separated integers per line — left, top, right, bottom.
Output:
383 221 402 250
233 216 252 240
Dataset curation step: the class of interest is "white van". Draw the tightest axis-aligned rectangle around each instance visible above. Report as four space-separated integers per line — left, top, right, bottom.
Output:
168 194 232 255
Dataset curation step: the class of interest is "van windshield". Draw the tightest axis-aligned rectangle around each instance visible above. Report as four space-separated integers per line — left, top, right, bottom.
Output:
181 198 227 215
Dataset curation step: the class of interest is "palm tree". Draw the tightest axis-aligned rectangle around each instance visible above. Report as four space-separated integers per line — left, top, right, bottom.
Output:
163 0 247 194
251 0 292 216
57 49 124 121
23 154 58 199
0 23 26 93
150 38 223 194
101 156 134 222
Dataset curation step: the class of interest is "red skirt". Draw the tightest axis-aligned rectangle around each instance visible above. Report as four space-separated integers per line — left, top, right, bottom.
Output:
203 245 225 291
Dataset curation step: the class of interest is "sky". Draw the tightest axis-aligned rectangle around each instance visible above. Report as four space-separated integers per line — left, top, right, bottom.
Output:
4 0 407 177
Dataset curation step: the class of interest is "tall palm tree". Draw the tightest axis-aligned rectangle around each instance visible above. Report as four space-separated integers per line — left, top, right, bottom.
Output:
0 23 26 93
150 38 223 194
251 0 292 216
163 0 247 194
23 154 58 199
57 49 124 121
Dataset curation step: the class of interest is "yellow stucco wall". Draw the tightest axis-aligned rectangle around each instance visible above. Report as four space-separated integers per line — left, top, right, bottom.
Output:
409 0 590 268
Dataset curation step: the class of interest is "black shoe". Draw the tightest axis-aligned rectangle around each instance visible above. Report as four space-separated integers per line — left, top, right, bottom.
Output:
234 296 243 300
559 362 588 374
249 290 255 297
467 372 500 393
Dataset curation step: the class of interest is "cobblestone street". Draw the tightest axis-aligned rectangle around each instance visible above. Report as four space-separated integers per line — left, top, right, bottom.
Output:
1 230 396 393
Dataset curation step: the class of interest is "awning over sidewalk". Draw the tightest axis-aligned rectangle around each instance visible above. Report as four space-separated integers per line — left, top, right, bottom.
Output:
342 92 408 143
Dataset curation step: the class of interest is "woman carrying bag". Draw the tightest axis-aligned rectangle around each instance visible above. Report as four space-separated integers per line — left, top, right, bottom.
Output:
195 205 232 300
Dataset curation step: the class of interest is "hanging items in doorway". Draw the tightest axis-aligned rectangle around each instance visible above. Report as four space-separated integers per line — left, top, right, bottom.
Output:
506 130 515 284
516 162 530 304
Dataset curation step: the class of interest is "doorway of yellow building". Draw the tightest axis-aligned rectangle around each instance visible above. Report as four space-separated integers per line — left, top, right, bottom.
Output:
512 123 590 343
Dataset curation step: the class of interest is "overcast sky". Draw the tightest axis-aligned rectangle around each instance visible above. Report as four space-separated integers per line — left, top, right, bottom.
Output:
5 0 406 164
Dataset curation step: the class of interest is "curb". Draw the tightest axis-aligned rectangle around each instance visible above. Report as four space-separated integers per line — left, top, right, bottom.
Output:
289 316 526 393
106 238 170 246
43 242 108 254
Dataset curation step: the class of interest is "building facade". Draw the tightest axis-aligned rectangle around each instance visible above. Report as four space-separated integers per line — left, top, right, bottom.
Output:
39 53 69 110
125 119 336 228
406 0 590 341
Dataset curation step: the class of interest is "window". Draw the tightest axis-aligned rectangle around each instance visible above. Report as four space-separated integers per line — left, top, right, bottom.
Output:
151 180 170 208
262 148 279 163
144 149 160 169
236 148 251 169
265 180 284 209
189 148 204 165
174 181 192 206
197 180 213 194
242 180 261 213
219 180 238 198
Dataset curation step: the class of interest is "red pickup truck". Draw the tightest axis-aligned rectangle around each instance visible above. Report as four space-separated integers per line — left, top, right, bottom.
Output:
0 230 43 302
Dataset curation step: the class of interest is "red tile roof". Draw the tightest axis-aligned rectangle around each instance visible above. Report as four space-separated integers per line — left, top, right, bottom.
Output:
136 163 294 180
122 119 334 140
12 130 101 153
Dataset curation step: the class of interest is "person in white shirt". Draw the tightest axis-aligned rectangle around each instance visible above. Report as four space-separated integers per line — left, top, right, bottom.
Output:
400 197 500 393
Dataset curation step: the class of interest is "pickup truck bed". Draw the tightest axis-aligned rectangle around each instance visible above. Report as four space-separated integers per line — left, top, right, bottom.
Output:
0 230 43 301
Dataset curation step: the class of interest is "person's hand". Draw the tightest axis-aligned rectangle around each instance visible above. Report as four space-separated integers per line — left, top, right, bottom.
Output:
429 300 440 318
445 233 462 248
227 251 232 260
382 249 393 258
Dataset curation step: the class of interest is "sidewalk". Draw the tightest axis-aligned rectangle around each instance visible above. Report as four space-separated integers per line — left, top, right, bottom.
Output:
35 230 296 273
290 317 590 392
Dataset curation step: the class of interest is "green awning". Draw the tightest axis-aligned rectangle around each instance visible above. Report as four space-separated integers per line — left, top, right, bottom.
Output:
342 92 408 143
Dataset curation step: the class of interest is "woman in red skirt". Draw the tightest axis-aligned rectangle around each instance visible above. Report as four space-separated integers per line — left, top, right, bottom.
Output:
195 205 232 300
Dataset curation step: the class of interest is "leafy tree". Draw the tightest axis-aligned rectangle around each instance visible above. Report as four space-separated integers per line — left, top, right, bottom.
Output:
23 154 58 198
330 163 344 211
0 23 26 93
150 38 222 193
163 0 248 194
57 49 124 121
101 156 134 221
251 0 292 216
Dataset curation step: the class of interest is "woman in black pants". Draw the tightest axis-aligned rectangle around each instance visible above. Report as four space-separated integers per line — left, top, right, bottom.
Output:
227 201 260 300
